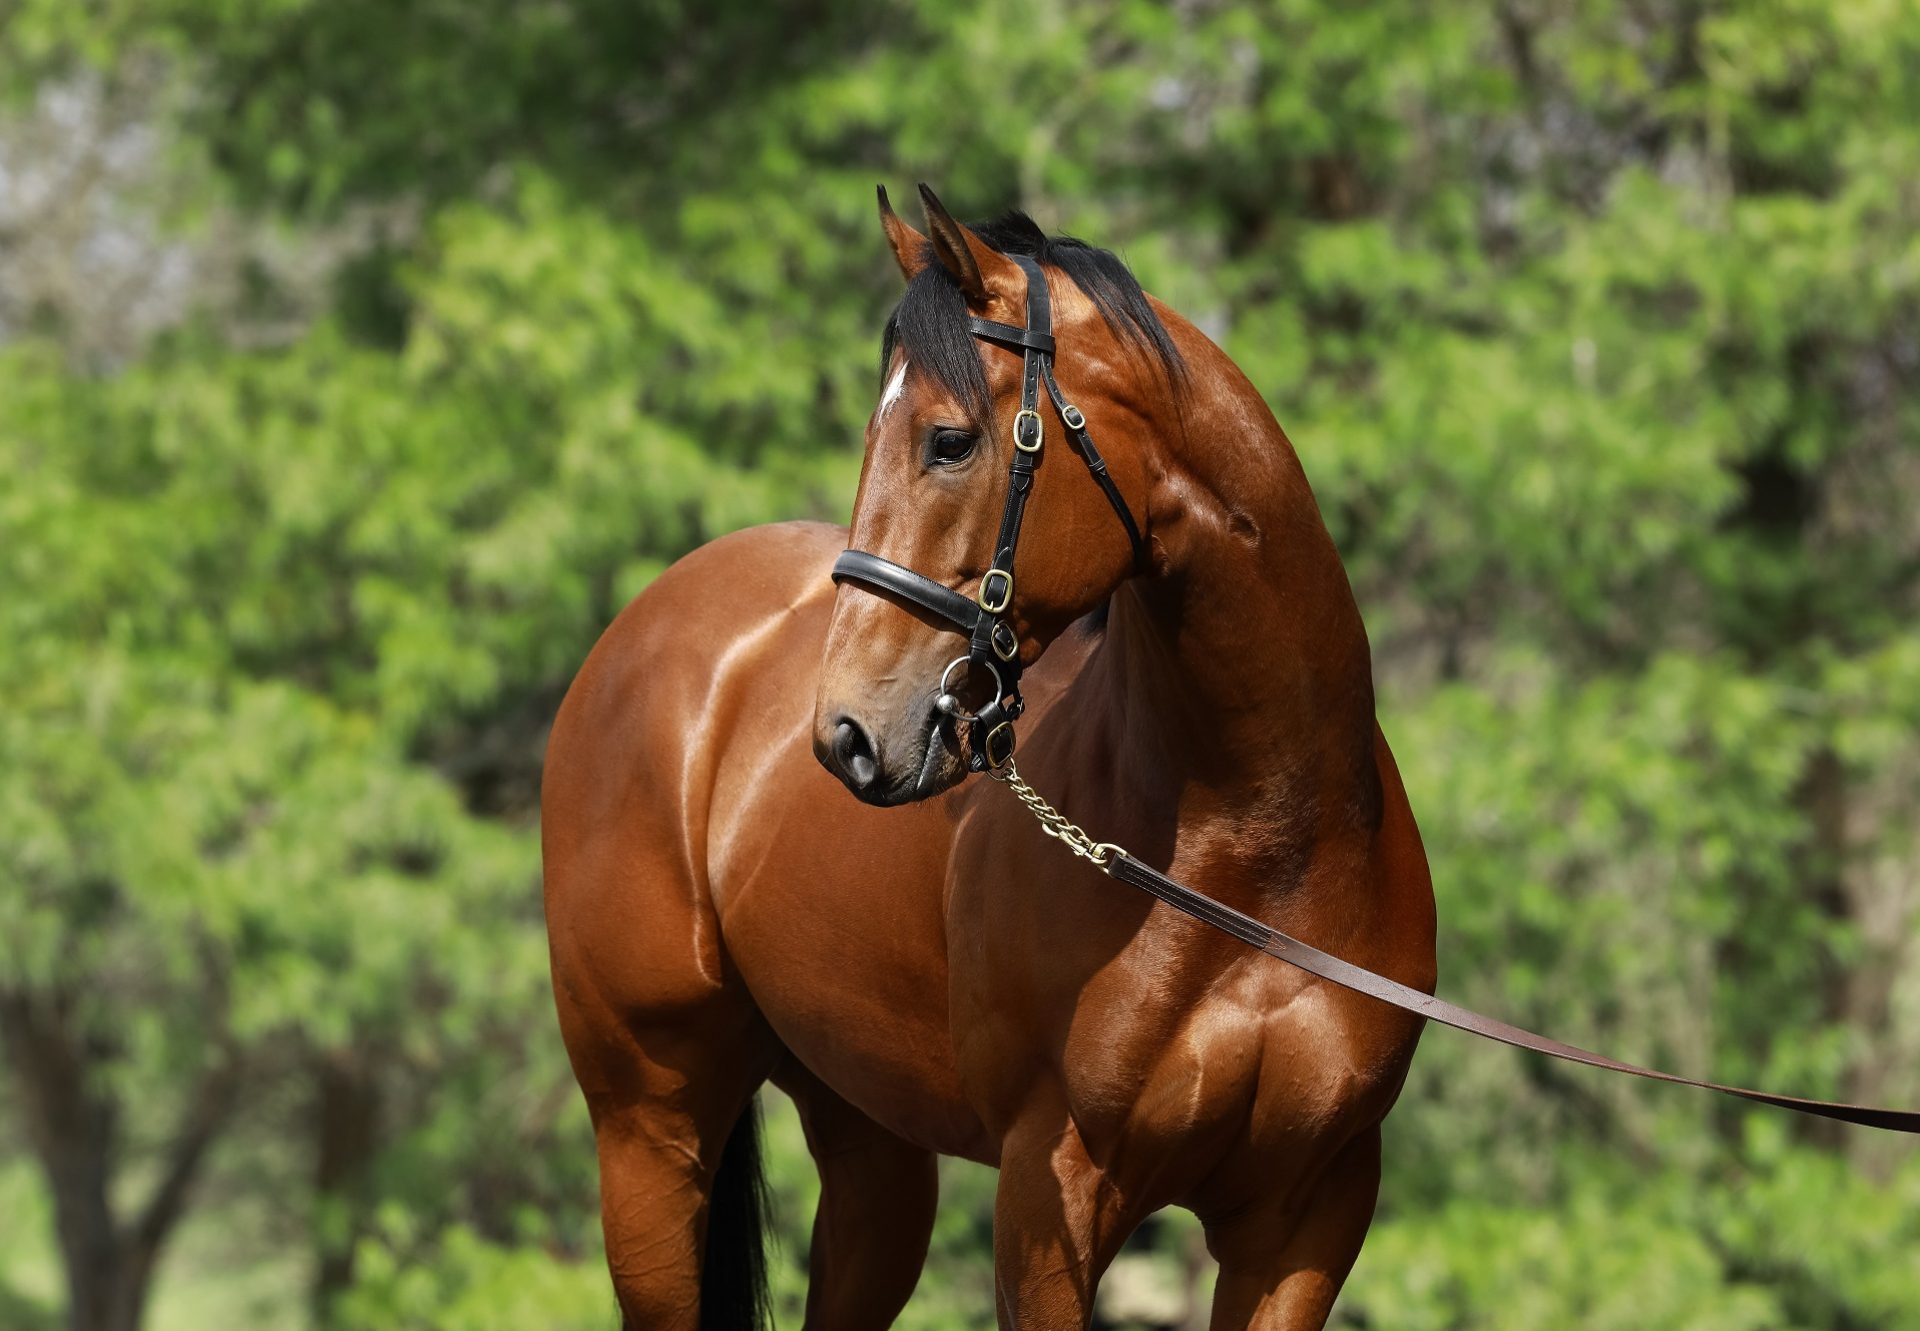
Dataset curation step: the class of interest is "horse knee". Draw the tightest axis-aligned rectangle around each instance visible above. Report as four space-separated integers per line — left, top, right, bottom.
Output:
1204 1129 1381 1330
595 1101 776 1331
990 1114 1140 1330
594 1119 708 1329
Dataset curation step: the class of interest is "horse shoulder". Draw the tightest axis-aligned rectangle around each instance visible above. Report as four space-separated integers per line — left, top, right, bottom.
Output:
541 521 846 1029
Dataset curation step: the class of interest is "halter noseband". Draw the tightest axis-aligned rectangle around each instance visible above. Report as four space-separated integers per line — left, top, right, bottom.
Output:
831 255 1147 772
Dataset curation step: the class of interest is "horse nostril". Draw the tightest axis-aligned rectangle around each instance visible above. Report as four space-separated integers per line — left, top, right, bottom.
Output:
832 718 879 790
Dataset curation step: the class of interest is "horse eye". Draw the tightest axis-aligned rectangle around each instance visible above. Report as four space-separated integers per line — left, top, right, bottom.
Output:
928 428 977 466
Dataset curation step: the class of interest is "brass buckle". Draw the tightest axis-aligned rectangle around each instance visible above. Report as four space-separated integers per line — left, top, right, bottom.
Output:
1012 408 1043 453
1060 403 1085 430
989 620 1019 662
983 721 1016 769
978 568 1013 614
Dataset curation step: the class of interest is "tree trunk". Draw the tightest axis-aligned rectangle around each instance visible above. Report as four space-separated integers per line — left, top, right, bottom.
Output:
311 1051 382 1326
50 1112 154 1331
65 1241 157 1331
1797 745 1855 1153
1 990 237 1331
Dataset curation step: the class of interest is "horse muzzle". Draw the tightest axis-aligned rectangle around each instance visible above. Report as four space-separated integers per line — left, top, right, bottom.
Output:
812 700 965 806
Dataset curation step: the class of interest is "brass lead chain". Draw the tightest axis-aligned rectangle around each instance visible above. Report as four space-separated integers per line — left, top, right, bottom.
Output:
989 760 1127 872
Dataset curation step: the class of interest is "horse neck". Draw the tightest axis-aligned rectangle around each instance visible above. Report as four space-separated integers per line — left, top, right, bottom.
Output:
1094 327 1382 892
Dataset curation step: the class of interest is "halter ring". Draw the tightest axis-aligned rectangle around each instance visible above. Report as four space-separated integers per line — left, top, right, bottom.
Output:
937 655 1004 724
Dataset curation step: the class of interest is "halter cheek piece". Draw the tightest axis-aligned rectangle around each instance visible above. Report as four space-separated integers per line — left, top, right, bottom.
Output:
831 255 1148 772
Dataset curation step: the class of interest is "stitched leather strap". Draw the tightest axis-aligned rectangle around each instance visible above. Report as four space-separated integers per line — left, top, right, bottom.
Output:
830 550 981 632
966 318 1056 355
1039 357 1147 570
968 303 1147 572
959 258 1053 704
1105 853 1920 1133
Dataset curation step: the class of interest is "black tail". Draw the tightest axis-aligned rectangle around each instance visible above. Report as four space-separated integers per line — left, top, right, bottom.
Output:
699 1097 771 1331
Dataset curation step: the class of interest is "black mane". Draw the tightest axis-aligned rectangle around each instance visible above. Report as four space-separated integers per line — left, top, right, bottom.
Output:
879 210 1184 423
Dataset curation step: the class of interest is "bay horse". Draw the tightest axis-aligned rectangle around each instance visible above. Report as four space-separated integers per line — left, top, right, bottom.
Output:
541 184 1436 1330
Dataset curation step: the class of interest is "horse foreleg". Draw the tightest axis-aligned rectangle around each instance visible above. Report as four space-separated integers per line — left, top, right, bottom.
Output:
554 950 777 1331
577 1021 774 1330
991 1112 1139 1330
1203 1127 1381 1331
774 1059 938 1330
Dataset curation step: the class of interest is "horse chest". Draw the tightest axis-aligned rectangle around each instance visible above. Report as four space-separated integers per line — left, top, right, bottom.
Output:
1085 958 1387 1157
949 870 1394 1190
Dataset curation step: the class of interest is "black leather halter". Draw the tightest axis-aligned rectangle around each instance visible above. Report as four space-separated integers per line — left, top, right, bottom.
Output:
831 255 1147 771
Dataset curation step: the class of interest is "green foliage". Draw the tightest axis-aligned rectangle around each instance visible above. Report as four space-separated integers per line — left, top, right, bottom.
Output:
4 0 1919 1327
1346 1183 1784 1331
1345 1128 1920 1331
335 1220 615 1331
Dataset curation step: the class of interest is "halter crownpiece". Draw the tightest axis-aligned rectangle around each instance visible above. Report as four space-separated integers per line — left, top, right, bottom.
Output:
831 254 1147 772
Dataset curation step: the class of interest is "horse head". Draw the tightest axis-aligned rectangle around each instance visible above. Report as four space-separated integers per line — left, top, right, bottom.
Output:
813 184 1181 804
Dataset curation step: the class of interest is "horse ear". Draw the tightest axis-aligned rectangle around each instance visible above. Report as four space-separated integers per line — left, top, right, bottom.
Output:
917 183 1023 308
877 185 931 283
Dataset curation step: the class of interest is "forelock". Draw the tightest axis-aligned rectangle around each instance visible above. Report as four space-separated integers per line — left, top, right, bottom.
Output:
877 211 1184 424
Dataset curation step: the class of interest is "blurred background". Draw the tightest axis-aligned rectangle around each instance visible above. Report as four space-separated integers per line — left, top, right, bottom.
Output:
4 1 1919 1327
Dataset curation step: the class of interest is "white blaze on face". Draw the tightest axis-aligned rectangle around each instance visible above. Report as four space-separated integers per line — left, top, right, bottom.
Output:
875 360 909 425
